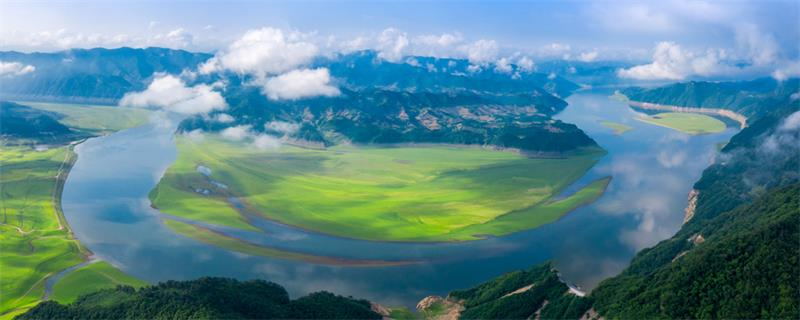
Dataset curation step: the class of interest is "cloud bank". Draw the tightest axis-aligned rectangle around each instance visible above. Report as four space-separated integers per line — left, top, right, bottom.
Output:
199 27 340 101
200 27 318 76
260 68 340 100
119 74 227 114
219 124 286 150
0 61 35 76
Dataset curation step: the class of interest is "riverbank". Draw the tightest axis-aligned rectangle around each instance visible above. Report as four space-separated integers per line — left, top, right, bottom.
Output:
627 100 748 129
150 135 609 242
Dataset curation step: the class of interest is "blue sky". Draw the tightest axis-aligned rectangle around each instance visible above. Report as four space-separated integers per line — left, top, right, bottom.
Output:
1 0 798 80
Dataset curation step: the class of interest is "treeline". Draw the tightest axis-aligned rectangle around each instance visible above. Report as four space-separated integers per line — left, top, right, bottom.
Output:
17 277 380 320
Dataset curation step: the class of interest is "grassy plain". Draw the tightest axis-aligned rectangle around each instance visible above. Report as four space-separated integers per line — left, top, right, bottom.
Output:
51 261 146 304
0 146 84 317
636 112 726 135
17 101 150 135
0 102 149 318
152 136 608 242
598 121 633 135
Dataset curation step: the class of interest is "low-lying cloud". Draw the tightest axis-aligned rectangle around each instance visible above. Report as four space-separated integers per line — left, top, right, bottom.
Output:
220 125 252 141
260 68 340 100
0 61 35 76
199 27 340 101
617 41 734 80
218 122 299 150
199 27 318 77
265 121 300 135
119 74 227 115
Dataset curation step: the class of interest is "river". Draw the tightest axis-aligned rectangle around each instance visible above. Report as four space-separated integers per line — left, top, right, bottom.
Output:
60 90 737 307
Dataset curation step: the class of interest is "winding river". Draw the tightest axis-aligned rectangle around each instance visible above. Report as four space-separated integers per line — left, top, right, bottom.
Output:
60 90 737 307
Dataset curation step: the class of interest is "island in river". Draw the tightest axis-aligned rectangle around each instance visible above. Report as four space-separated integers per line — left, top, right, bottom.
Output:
150 135 610 243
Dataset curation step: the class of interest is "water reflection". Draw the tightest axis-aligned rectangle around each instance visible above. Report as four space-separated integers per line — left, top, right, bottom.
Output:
60 90 737 307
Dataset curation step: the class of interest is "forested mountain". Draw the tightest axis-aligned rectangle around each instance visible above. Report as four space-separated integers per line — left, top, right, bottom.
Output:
17 277 380 320
587 94 799 318
0 48 212 104
621 78 800 117
1 47 595 153
180 84 597 153
0 48 580 103
320 51 580 97
446 262 591 319
0 101 77 142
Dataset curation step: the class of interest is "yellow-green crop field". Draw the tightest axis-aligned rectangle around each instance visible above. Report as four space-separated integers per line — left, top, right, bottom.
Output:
151 136 609 242
636 112 726 135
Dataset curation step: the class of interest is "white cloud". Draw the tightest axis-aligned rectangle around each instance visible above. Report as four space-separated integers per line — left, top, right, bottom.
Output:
151 28 194 48
265 121 300 135
516 56 535 71
735 23 779 66
771 61 800 81
459 39 498 65
213 113 235 123
119 74 227 115
219 124 284 150
200 27 318 76
0 61 35 76
577 50 599 62
252 134 282 150
411 32 465 57
779 111 800 131
220 125 252 141
494 57 513 74
617 41 734 80
260 68 340 100
376 28 409 62
416 33 463 47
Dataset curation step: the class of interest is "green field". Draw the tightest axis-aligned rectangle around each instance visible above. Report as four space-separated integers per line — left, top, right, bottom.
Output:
0 103 149 318
599 121 633 135
636 112 726 135
163 219 412 266
151 136 608 242
50 261 146 304
0 146 86 317
17 101 151 135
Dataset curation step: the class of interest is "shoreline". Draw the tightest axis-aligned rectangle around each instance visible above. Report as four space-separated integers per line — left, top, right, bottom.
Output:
52 139 94 258
626 100 748 129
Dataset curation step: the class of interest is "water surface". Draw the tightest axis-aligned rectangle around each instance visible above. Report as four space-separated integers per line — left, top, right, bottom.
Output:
61 91 736 307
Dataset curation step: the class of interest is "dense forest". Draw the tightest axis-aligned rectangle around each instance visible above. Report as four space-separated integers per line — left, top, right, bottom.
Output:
621 78 799 117
17 277 380 320
587 94 800 319
445 262 593 319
